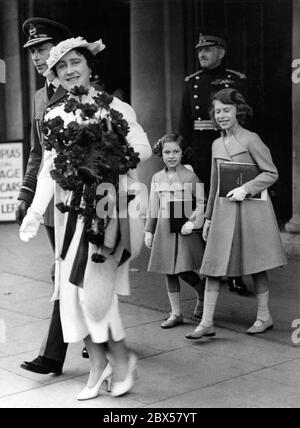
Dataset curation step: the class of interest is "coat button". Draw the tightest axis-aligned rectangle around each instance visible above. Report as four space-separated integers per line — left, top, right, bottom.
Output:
194 85 198 89
194 95 198 99
195 105 200 109
196 76 200 80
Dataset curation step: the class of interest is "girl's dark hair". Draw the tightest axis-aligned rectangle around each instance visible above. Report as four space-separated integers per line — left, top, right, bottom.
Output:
209 88 253 126
53 47 96 76
153 133 192 163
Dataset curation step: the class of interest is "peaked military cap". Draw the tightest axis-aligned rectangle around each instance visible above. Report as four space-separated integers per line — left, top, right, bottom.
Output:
195 32 227 50
22 17 72 49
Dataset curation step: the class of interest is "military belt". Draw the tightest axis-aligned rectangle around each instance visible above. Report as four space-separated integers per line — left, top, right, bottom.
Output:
193 119 218 131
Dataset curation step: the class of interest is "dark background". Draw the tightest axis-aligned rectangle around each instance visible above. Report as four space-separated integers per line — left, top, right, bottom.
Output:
17 0 292 221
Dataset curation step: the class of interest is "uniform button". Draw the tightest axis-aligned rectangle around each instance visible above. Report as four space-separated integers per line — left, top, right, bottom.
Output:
197 117 201 120
196 76 200 80
194 95 198 99
194 85 198 89
195 106 199 109
225 84 229 88
228 75 231 78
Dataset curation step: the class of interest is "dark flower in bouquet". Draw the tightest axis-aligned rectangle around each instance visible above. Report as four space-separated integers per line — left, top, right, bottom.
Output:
42 85 140 263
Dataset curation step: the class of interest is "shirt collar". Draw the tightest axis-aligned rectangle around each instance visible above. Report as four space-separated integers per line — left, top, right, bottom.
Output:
47 77 60 89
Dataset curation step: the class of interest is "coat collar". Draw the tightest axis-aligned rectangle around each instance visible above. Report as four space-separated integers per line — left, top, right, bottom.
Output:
47 84 68 107
213 126 248 160
158 165 192 189
35 86 48 118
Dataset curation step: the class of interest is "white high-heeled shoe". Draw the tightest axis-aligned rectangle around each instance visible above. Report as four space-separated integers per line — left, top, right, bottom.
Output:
77 362 113 401
110 353 138 397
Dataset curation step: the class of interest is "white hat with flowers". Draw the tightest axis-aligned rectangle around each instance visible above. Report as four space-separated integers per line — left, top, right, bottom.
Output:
44 36 105 76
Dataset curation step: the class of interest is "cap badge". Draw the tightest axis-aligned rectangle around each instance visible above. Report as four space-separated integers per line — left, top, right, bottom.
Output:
29 24 37 37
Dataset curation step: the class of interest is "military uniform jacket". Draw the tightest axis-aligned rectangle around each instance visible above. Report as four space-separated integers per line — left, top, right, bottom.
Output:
18 84 67 227
179 64 247 145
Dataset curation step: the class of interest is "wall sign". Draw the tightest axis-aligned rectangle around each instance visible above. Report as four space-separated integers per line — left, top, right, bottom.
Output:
0 143 23 221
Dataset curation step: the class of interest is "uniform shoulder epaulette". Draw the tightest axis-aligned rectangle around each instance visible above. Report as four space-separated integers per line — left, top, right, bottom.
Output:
184 70 203 82
226 69 247 80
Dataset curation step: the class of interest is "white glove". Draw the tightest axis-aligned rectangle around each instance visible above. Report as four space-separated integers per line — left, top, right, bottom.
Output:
19 208 43 242
202 219 211 242
226 185 248 202
181 221 194 235
144 231 153 249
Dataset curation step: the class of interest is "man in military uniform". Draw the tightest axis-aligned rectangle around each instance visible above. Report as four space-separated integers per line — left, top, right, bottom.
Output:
15 18 85 375
179 32 248 294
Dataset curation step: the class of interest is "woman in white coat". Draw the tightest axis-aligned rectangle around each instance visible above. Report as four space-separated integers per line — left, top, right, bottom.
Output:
19 37 152 400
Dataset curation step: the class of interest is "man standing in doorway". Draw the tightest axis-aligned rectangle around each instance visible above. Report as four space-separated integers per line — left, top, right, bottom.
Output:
15 18 85 375
179 31 248 294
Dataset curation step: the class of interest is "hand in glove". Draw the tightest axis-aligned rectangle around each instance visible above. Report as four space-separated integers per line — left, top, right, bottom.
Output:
202 219 211 242
226 185 248 202
144 232 153 249
15 200 30 225
19 208 43 242
181 221 194 235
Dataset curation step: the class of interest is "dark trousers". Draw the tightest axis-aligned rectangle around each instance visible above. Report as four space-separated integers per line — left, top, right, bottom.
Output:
191 130 218 196
39 226 68 364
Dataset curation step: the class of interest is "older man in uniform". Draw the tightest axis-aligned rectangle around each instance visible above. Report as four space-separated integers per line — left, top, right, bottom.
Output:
15 18 85 375
179 32 248 294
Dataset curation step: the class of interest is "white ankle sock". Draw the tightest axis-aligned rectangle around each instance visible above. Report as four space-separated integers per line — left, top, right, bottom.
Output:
200 289 219 327
168 292 181 316
256 290 271 321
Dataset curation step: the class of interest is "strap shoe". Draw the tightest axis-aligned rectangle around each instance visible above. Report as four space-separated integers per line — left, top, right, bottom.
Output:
161 313 183 329
246 317 273 335
185 324 216 339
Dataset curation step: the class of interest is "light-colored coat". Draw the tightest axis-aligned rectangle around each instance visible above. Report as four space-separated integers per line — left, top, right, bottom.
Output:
31 94 152 342
145 165 204 274
200 125 287 277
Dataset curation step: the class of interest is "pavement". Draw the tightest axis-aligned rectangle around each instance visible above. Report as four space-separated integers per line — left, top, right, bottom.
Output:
0 222 299 408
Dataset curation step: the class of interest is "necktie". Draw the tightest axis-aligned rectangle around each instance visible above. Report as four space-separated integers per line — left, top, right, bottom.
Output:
47 83 55 100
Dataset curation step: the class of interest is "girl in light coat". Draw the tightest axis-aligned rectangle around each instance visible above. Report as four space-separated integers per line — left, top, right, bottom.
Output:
186 88 287 340
145 134 205 328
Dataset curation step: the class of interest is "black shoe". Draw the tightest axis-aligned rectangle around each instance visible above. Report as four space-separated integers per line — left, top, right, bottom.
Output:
227 277 248 295
81 347 89 359
20 356 62 375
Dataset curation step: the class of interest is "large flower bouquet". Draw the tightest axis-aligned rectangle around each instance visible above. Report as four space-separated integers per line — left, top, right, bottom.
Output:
42 85 140 264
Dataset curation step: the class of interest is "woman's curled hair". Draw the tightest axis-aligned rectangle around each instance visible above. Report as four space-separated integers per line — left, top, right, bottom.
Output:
209 88 253 126
152 133 192 164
